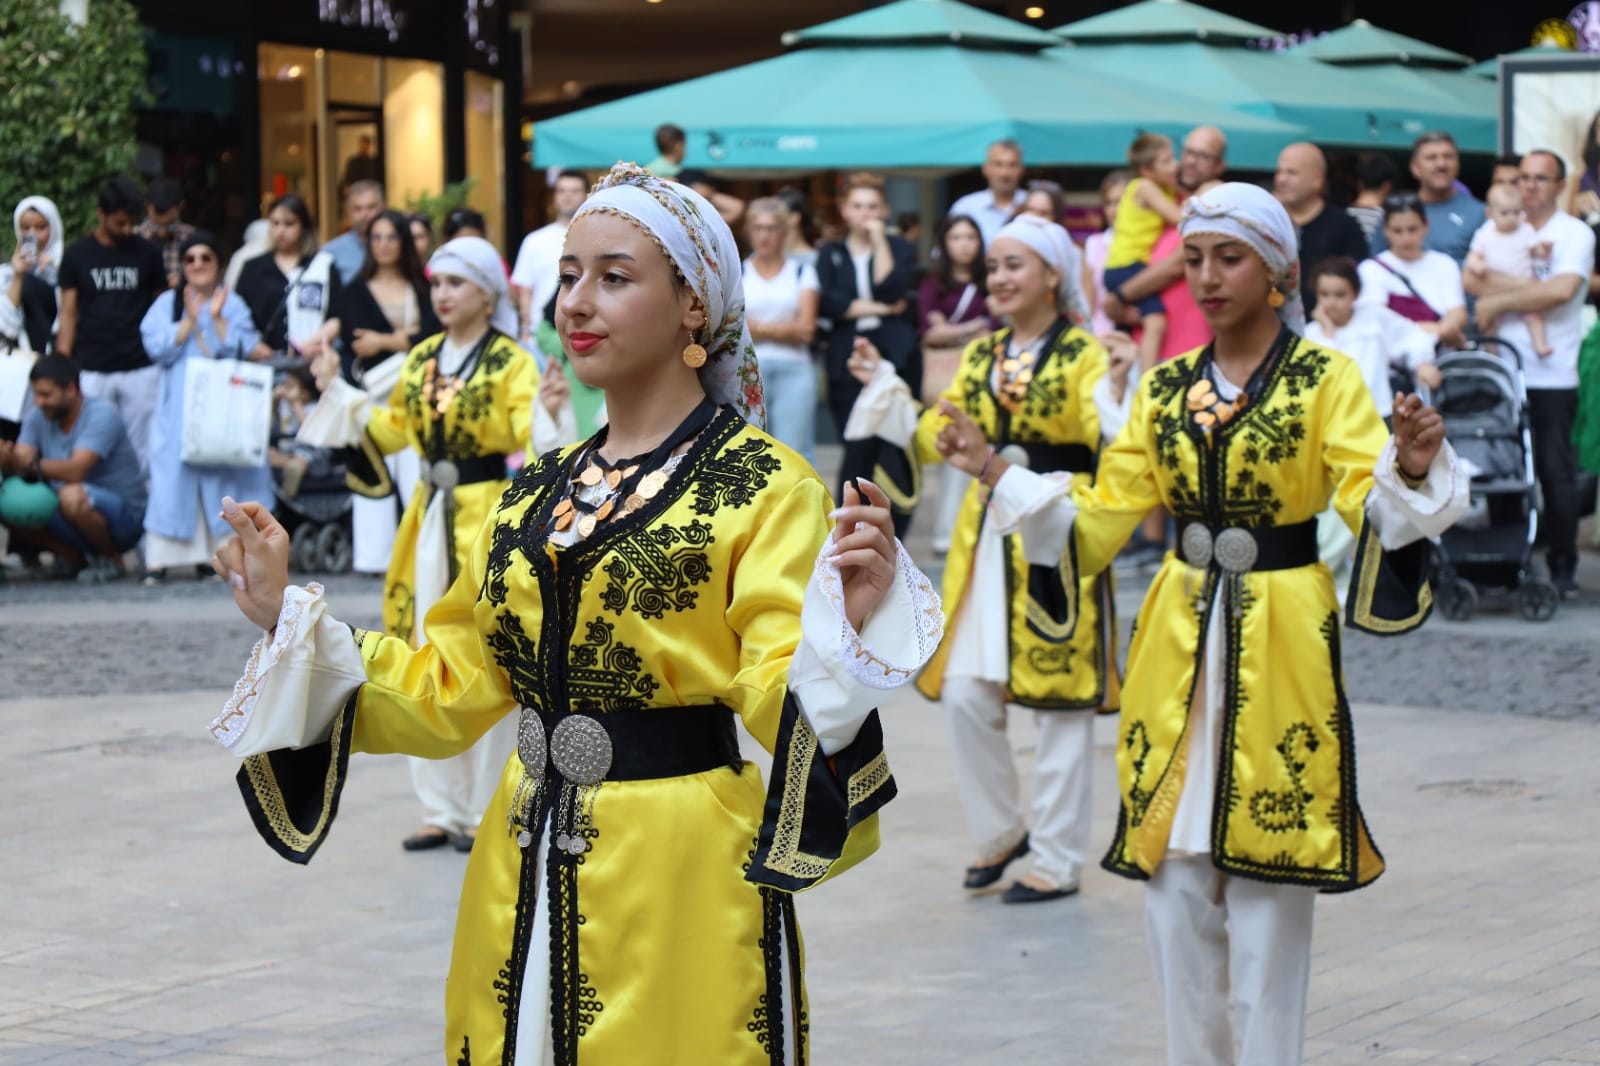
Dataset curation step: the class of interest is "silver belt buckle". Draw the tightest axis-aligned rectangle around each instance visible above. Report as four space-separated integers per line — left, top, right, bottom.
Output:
1181 522 1213 569
549 715 613 785
426 459 460 490
516 705 547 774
1213 528 1259 574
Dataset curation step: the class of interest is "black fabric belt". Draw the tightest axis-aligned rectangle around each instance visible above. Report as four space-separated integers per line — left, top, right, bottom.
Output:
1017 442 1094 474
423 453 508 488
535 705 743 782
1174 517 1320 572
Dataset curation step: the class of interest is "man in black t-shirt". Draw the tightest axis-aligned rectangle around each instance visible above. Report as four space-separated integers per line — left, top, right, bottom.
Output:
55 177 167 475
1274 143 1370 314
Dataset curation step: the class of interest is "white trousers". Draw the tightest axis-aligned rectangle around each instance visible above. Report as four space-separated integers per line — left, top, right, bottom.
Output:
931 465 969 553
80 365 160 479
941 676 1093 886
408 712 518 833
1145 854 1317 1066
353 450 418 574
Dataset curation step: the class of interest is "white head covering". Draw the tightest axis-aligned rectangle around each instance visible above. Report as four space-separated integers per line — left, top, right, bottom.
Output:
570 162 764 427
1178 182 1305 333
13 196 64 285
428 236 519 337
991 215 1088 326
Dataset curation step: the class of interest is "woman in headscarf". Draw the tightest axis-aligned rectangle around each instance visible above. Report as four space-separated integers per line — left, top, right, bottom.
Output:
845 214 1119 904
939 183 1468 1065
206 163 938 1065
138 232 267 585
1 195 64 356
296 235 533 852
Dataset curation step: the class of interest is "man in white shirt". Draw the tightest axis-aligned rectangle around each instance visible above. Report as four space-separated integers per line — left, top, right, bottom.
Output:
510 170 588 343
948 139 1026 246
1466 148 1597 597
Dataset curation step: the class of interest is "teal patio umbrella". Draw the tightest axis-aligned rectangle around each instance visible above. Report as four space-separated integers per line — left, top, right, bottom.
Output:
1466 43 1575 78
534 0 1306 172
1052 0 1495 151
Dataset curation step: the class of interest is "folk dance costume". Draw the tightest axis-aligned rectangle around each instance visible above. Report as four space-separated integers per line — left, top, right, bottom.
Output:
297 237 534 842
211 168 940 1064
847 216 1120 897
1011 185 1468 1064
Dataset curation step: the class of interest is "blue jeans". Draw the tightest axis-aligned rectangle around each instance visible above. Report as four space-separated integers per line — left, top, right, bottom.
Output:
757 357 817 467
46 482 145 555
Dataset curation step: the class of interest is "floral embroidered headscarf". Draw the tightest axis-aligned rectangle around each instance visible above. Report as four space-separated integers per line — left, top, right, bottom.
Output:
571 162 765 427
1179 181 1306 333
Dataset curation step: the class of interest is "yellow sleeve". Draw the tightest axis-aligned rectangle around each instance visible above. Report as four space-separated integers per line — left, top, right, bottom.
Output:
1320 357 1390 535
362 361 414 456
910 335 988 467
1074 331 1108 450
726 474 895 892
351 512 515 757
504 342 538 450
1072 377 1164 577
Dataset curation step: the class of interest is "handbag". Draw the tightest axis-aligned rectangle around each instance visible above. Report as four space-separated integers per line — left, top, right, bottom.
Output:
180 354 273 468
919 283 978 406
0 351 35 423
1372 258 1440 323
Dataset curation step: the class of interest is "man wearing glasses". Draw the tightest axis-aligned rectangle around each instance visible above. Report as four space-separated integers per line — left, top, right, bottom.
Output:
1372 132 1486 265
1465 149 1596 598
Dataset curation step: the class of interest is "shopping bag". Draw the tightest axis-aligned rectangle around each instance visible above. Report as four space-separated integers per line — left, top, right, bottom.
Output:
0 352 36 423
180 358 272 468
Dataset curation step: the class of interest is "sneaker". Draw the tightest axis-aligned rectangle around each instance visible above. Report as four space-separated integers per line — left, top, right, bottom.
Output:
1552 573 1580 600
75 557 122 585
141 568 166 588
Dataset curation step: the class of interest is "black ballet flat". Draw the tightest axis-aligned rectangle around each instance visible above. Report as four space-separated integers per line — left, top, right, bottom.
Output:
402 827 451 852
1000 880 1079 904
963 835 1030 890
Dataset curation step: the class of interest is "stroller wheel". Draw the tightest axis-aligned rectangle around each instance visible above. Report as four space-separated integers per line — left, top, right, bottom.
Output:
1517 579 1559 623
1436 577 1477 622
291 522 321 574
315 523 354 575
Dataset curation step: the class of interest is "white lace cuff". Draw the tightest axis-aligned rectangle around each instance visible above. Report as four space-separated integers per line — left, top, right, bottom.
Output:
532 397 579 455
296 376 370 448
1092 368 1136 443
789 536 942 755
842 360 918 448
988 465 1079 567
208 583 369 757
1366 438 1470 550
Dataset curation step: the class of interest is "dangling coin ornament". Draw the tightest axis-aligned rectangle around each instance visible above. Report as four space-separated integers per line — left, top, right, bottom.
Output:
683 342 708 369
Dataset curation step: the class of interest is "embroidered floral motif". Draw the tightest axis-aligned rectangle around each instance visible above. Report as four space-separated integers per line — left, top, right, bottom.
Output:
456 1035 471 1066
568 617 660 713
1123 721 1156 826
487 611 544 709
1248 724 1319 833
385 580 415 643
599 519 716 618
749 888 785 1063
690 436 782 515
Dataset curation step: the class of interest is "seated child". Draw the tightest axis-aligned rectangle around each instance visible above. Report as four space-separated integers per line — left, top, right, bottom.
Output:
1466 183 1551 356
1103 132 1184 371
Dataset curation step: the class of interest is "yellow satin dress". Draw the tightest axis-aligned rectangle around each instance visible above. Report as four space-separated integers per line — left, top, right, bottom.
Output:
237 406 895 1064
1067 335 1433 891
347 330 537 642
912 321 1121 711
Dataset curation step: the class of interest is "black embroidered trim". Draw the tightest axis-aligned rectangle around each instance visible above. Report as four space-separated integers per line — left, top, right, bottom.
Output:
546 828 580 1066
568 616 660 713
236 691 358 865
496 787 552 1064
598 519 716 619
691 436 782 515
780 892 809 1064
749 887 785 1063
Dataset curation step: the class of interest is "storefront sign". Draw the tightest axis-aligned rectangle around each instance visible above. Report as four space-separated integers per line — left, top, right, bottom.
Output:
318 0 408 44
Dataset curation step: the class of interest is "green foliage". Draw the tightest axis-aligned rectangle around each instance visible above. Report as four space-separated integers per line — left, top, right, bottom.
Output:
0 0 148 241
401 176 479 235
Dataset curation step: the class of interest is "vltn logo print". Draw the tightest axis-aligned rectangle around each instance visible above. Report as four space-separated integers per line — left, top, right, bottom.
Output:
89 267 142 290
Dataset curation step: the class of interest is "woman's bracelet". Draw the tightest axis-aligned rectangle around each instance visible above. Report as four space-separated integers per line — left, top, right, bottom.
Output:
1395 458 1428 489
977 446 997 486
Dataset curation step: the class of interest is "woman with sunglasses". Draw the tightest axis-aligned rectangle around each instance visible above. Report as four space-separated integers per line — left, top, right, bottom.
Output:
137 232 266 586
939 183 1467 1064
1357 195 1467 352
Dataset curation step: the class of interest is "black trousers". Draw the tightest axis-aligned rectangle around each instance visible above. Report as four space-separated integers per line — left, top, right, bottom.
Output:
1527 387 1580 577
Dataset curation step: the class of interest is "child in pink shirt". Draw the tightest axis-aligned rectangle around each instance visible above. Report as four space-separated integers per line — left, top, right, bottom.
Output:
1466 184 1551 356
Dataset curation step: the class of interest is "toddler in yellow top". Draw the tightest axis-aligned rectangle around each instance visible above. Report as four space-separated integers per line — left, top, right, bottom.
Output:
1103 132 1183 370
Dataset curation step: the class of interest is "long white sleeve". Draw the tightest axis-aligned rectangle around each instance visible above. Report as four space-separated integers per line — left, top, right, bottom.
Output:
296 376 371 447
986 464 1080 566
788 537 941 755
841 360 919 448
1091 367 1137 443
1365 438 1470 550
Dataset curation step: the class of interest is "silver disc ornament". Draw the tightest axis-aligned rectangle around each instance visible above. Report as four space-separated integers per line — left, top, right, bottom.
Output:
1181 523 1214 569
1213 528 1259 574
516 706 547 774
550 715 614 785
429 459 460 491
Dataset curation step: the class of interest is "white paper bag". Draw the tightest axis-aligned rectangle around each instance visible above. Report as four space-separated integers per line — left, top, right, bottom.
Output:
181 358 272 468
0 352 35 423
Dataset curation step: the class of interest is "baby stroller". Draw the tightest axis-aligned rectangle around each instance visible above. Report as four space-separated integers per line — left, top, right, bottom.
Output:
1425 336 1558 622
276 444 354 575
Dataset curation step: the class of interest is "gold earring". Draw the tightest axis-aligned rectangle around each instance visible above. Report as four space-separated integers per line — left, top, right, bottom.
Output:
1267 289 1285 309
683 330 708 368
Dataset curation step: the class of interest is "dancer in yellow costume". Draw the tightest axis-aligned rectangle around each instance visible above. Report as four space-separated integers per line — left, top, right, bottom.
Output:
301 235 536 852
207 164 940 1065
845 215 1119 903
938 184 1467 1065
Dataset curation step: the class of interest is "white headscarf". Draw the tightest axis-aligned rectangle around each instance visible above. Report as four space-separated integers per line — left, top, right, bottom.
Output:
570 162 764 427
992 215 1089 326
1178 182 1306 333
13 196 64 285
428 236 519 337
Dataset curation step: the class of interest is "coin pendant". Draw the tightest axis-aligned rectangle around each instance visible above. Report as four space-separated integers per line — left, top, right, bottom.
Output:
625 493 646 511
623 465 639 478
555 832 571 851
595 499 615 521
605 469 622 490
1186 381 1212 404
517 830 533 849
555 510 575 531
578 515 597 538
554 498 575 517
579 464 604 487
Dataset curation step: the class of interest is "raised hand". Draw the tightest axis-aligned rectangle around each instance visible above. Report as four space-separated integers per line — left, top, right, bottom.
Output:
211 496 292 631
846 336 883 386
1392 392 1446 480
209 286 228 320
934 399 993 479
830 478 899 632
538 358 570 417
312 347 342 393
